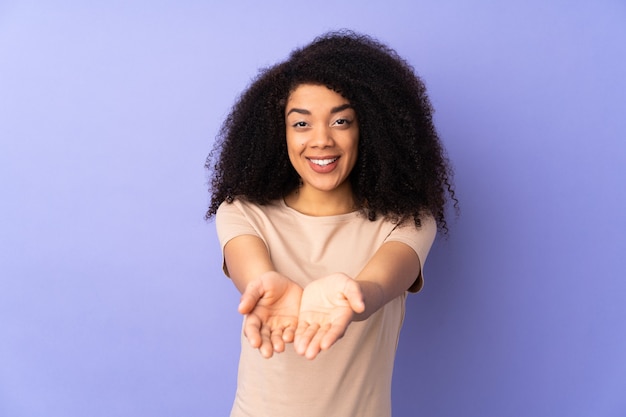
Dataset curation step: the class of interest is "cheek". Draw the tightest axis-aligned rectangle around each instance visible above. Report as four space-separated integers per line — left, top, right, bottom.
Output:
285 140 302 169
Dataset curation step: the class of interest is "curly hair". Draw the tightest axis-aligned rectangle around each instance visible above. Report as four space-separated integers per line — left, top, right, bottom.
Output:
206 30 456 232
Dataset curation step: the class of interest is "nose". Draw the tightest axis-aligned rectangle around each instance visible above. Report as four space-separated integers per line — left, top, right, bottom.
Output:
310 125 334 148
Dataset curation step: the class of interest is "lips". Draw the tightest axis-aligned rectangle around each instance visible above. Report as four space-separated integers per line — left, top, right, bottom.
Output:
308 157 338 167
306 156 340 173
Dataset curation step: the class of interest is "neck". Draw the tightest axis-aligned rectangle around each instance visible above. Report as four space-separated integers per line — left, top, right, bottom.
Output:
285 184 356 216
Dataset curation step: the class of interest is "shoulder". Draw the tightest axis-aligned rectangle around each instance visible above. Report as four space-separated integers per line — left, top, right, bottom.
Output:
385 215 437 263
387 216 437 248
216 197 282 219
216 197 288 235
214 198 282 252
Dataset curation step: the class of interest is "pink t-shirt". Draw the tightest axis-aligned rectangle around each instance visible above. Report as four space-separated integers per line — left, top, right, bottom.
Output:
216 198 437 417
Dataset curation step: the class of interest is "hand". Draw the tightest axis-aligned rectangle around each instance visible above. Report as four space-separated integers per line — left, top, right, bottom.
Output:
238 271 303 358
294 273 365 359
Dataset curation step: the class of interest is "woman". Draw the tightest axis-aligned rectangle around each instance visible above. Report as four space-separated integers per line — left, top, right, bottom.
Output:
206 31 455 417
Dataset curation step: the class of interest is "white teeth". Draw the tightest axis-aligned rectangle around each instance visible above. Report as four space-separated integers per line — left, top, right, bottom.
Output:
310 158 338 166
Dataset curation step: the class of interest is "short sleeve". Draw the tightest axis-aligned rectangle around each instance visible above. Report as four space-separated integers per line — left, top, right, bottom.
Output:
215 200 263 277
384 215 437 292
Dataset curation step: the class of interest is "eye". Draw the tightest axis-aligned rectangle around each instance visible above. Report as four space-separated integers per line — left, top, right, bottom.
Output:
332 118 352 127
292 121 308 128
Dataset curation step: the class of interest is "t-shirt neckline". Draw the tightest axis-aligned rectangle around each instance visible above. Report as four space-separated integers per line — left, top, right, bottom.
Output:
279 198 360 222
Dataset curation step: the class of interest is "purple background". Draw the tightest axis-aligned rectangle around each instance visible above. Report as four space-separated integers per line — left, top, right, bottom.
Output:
1 1 625 416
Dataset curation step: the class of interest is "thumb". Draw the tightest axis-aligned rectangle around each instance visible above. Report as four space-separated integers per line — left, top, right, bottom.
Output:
238 279 264 314
342 280 365 314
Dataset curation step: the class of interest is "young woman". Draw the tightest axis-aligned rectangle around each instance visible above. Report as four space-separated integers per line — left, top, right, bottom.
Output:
206 31 455 417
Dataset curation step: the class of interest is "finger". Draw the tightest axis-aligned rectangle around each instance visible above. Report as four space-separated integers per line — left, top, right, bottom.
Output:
294 322 320 355
242 314 263 349
238 280 264 314
304 325 329 360
270 327 286 353
258 324 274 358
293 323 308 355
319 322 348 351
282 325 296 343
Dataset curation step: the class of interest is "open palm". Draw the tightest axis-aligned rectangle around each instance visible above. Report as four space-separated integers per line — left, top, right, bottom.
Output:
294 273 365 359
239 271 303 358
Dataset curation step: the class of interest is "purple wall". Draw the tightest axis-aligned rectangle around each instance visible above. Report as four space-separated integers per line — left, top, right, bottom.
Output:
1 1 624 416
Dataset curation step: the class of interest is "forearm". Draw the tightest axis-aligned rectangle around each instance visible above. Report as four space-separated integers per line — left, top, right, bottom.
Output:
224 234 276 293
353 241 421 321
351 281 385 321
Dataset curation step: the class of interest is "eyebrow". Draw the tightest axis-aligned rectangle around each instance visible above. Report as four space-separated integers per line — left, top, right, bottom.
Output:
286 103 353 116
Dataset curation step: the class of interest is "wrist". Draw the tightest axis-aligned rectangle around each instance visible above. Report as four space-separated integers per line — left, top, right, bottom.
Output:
353 280 384 321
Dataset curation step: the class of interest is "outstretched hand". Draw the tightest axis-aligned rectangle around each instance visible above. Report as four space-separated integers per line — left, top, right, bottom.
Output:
294 273 365 359
239 271 303 358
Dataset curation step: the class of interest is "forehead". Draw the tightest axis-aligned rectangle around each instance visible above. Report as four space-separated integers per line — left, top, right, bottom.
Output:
286 84 351 107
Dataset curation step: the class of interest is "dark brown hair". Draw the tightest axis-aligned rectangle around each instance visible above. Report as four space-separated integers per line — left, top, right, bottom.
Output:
206 30 456 231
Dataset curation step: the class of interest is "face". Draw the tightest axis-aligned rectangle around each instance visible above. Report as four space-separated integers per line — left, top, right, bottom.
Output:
285 84 359 197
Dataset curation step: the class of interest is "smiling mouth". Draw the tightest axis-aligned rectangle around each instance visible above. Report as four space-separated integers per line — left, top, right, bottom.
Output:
308 157 338 167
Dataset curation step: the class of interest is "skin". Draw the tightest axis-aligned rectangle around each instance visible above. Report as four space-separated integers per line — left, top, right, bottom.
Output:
284 84 359 216
224 84 422 360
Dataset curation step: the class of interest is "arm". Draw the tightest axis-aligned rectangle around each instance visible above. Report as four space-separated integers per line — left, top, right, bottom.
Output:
224 235 303 358
353 240 421 321
224 234 274 293
294 241 421 359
